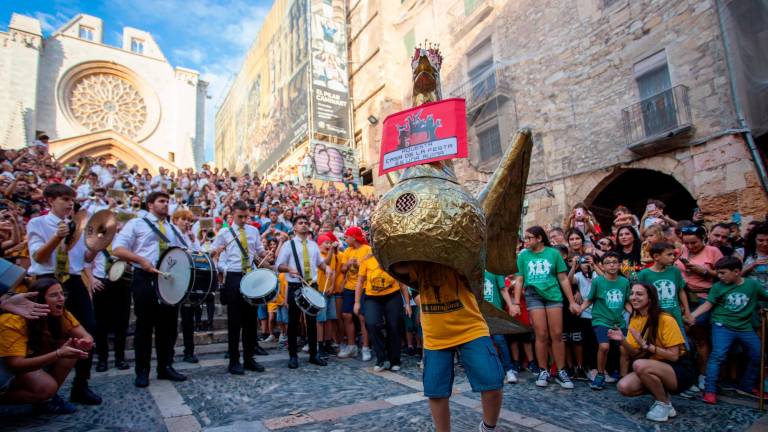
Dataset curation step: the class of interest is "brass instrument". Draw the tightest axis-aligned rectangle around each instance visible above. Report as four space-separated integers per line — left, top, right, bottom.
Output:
84 210 118 252
75 156 94 184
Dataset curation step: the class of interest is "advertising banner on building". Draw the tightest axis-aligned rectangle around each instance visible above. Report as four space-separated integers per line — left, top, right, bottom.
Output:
308 140 359 183
378 98 468 175
309 0 351 140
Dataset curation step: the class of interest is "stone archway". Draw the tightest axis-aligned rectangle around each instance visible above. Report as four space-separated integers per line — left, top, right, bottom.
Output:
48 130 180 175
585 168 698 230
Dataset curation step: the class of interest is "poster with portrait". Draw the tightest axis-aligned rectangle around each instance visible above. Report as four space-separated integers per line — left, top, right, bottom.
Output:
309 140 359 183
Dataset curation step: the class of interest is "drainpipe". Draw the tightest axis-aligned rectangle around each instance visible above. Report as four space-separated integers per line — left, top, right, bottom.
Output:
715 0 768 193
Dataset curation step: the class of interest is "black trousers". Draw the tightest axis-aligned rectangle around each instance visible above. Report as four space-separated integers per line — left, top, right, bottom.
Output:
63 276 96 384
93 278 131 362
364 292 404 366
179 304 197 356
132 268 179 373
288 283 317 357
224 273 258 363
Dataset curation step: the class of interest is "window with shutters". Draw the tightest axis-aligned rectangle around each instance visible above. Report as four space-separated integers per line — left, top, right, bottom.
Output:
79 25 94 41
467 39 494 102
634 51 676 137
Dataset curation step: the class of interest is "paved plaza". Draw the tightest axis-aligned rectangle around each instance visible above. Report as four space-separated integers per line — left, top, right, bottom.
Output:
1 344 766 432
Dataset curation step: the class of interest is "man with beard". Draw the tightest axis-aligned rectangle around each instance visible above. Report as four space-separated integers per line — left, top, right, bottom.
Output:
113 192 188 388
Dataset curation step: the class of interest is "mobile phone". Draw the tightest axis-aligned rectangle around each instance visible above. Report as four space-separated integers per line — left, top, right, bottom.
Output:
679 257 690 265
646 203 656 212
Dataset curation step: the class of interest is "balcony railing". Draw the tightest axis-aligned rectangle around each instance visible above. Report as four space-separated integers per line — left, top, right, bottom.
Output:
448 63 512 116
622 85 692 148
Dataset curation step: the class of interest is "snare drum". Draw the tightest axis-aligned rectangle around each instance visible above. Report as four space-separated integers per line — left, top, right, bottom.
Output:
294 285 326 316
156 247 216 306
240 269 279 305
108 260 133 285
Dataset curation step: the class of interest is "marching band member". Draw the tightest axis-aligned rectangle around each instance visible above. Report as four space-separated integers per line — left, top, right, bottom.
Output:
112 191 187 388
275 214 330 369
212 200 269 375
27 183 101 405
89 223 130 373
171 209 200 363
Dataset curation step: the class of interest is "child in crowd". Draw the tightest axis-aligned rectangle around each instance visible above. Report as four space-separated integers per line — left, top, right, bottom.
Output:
484 270 518 384
687 256 768 404
568 254 601 379
637 243 691 334
578 252 630 390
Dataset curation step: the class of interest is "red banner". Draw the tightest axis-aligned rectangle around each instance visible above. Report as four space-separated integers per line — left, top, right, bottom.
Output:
378 98 467 175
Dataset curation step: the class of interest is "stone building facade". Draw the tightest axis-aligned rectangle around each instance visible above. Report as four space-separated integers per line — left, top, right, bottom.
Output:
0 13 208 172
348 0 768 226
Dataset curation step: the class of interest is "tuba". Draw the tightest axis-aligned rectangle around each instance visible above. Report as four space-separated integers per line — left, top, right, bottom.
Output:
75 156 94 184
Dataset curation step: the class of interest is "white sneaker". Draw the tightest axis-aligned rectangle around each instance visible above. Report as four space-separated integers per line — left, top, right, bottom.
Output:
605 374 617 383
302 344 310 353
278 334 287 343
668 402 677 418
587 369 598 382
698 374 706 390
263 334 276 343
555 369 574 389
338 345 358 359
418 360 424 370
390 365 401 372
373 363 387 372
505 369 518 384
536 370 550 387
361 347 372 361
645 400 670 422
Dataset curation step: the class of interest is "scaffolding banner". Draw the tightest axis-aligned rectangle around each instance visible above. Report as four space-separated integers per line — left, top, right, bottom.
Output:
309 0 351 140
309 140 359 183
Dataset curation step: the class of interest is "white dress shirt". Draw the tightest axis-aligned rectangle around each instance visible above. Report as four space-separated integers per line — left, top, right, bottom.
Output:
212 223 265 272
112 213 184 266
274 236 325 283
90 249 110 279
27 212 88 275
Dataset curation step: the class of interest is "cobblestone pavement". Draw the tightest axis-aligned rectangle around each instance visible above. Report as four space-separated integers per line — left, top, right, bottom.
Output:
1 349 766 432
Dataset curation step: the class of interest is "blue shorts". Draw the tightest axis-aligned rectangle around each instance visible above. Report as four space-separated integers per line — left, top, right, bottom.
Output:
593 325 626 344
257 304 268 321
317 294 337 322
341 290 366 314
422 336 504 398
276 306 289 324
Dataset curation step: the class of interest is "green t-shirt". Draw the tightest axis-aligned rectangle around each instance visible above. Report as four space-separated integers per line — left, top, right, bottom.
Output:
483 271 506 309
516 247 567 301
588 275 630 329
637 266 686 327
707 278 768 331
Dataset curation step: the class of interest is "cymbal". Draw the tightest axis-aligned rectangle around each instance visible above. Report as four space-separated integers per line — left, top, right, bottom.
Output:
67 209 89 248
85 209 118 251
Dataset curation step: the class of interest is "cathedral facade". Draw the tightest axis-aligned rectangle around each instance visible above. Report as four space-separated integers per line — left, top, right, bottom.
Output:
0 13 207 172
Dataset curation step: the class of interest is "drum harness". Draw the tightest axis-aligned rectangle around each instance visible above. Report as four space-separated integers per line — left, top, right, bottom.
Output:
142 217 189 250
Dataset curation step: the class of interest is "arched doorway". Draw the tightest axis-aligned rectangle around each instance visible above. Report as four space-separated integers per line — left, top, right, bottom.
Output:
586 168 697 231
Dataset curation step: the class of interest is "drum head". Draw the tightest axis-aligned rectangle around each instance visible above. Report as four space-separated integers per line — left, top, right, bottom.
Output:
157 247 193 305
240 269 278 298
302 286 327 308
108 261 126 282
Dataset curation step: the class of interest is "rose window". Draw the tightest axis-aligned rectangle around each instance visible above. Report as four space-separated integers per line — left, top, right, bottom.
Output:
69 73 148 139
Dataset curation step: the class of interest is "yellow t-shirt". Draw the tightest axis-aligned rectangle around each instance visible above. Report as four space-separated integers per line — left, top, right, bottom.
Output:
410 263 489 350
0 310 80 357
359 257 400 297
318 251 343 295
626 313 686 360
341 244 372 290
268 273 288 313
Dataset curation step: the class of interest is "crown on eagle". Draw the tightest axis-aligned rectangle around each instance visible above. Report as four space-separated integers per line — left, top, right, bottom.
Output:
411 40 443 72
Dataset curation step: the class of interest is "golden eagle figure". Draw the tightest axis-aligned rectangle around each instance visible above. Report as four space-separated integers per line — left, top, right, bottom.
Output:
370 43 533 334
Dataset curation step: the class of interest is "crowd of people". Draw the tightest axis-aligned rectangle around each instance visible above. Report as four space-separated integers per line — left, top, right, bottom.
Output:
0 142 767 428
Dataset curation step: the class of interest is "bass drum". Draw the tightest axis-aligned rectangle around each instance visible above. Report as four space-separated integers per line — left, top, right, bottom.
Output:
187 252 217 306
156 247 216 306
